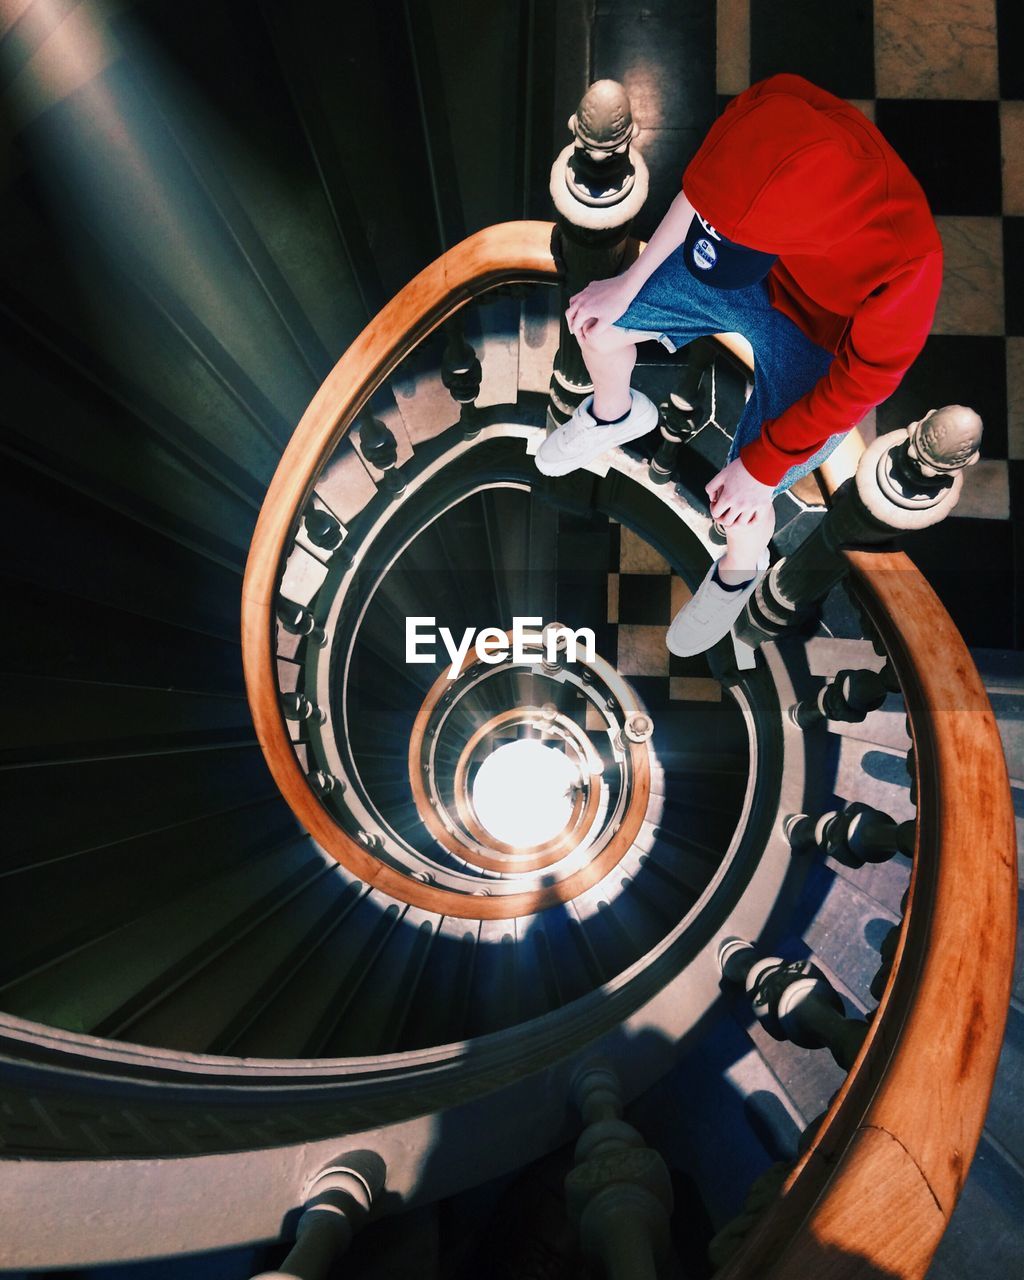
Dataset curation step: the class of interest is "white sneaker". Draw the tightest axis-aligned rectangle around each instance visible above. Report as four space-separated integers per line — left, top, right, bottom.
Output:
666 550 770 657
535 390 659 477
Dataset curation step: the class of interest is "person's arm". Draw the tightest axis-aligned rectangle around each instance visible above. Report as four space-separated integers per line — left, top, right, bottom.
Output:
739 251 943 486
565 190 696 339
621 190 697 292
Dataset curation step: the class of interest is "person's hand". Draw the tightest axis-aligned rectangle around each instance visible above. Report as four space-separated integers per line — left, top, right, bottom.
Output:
705 457 776 526
565 276 636 341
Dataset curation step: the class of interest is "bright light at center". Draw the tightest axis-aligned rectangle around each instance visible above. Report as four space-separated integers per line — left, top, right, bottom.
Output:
472 740 581 848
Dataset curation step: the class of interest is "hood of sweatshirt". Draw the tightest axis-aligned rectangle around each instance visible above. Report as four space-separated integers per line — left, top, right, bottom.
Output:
683 86 893 256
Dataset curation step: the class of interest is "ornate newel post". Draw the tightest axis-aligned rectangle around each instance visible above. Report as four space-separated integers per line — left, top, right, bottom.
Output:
564 1062 674 1280
719 939 868 1071
735 404 983 648
547 81 649 428
252 1153 385 1280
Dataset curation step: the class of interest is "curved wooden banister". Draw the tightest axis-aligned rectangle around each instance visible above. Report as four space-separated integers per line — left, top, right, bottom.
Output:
721 554 1016 1279
242 220 651 919
243 220 1016 1274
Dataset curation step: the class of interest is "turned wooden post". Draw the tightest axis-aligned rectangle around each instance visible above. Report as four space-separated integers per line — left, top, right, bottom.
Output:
789 666 889 728
564 1062 674 1280
547 80 649 428
650 337 718 485
357 412 406 495
785 801 915 868
441 311 483 437
251 1154 385 1280
720 939 868 1071
276 597 326 648
735 404 983 648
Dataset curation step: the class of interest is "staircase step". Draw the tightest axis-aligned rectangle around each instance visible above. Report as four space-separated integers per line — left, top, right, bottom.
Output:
633 822 719 897
292 894 409 1057
510 912 567 1024
0 674 254 766
819 696 912 754
971 646 1024 693
230 889 422 1057
926 1134 1024 1279
823 851 913 921
398 914 481 1049
311 439 379 524
729 991 849 1126
640 1012 805 1228
803 635 886 680
322 905 440 1056
0 838 323 1035
793 861 902 1012
2 746 286 874
466 916 520 1036
121 865 349 1051
391 365 460 445
981 1003 1024 1171
985 690 1024 784
523 905 607 1010
834 736 915 822
475 298 521 409
517 291 560 396
0 796 294 986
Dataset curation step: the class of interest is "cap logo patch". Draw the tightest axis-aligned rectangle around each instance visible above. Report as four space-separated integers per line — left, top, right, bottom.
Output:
693 238 717 270
696 213 722 241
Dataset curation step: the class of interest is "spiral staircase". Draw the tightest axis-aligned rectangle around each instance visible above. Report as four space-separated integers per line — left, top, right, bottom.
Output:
0 4 1019 1279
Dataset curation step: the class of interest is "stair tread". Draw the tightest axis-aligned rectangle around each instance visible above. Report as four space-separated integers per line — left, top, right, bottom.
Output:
970 646 1024 692
730 992 849 1126
820 699 912 753
643 1013 805 1228
980 1003 1024 1171
0 796 295 986
834 736 915 821
236 890 407 1057
926 1133 1024 1279
122 869 352 1052
0 838 323 1034
803 636 887 679
793 860 903 1012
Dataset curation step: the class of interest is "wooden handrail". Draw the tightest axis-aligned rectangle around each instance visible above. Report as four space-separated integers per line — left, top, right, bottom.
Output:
242 221 645 919
720 553 1016 1279
717 476 1016 1272
243 221 1016 1272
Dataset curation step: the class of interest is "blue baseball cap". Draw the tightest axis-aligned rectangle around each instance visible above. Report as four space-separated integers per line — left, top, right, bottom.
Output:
683 210 777 289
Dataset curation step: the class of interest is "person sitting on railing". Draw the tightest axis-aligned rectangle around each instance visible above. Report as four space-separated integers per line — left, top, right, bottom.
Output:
534 74 942 656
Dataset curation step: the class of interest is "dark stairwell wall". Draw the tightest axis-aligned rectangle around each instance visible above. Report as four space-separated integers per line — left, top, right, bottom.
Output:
0 0 584 1016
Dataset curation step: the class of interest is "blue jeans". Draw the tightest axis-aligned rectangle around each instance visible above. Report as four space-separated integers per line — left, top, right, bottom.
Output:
612 248 848 493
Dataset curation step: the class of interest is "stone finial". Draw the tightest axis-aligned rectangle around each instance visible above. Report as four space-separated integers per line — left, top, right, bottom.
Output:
550 79 648 226
569 79 637 155
623 712 654 743
854 403 984 531
906 404 982 474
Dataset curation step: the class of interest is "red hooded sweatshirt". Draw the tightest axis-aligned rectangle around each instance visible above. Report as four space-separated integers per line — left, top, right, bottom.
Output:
682 74 943 487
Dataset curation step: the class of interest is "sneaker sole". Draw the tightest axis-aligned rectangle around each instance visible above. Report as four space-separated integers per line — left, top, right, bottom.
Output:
535 400 659 477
